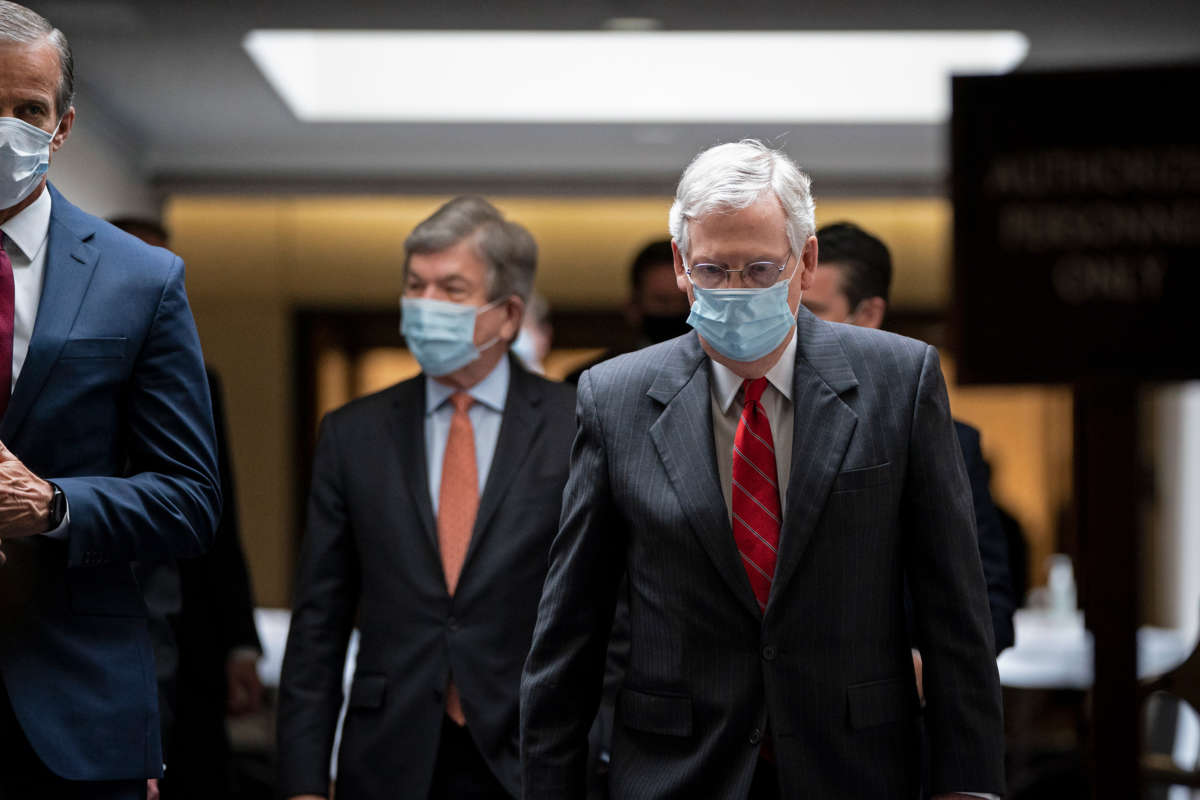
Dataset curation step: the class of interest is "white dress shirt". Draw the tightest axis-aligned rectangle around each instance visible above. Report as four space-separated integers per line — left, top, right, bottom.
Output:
424 355 509 513
1 186 69 539
706 327 996 800
709 331 796 520
0 185 52 392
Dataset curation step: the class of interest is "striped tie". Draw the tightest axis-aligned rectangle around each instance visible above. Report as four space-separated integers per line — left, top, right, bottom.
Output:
731 377 780 613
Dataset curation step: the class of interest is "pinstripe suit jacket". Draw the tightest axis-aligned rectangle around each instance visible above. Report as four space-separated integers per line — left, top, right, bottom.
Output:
520 309 1004 799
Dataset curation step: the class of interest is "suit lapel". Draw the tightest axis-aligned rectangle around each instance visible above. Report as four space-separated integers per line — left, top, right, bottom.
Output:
460 356 539 580
767 312 860 617
649 334 762 620
387 377 439 554
1 187 99 442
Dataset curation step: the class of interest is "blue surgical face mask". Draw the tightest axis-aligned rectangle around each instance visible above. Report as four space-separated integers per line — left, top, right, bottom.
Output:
400 296 504 377
685 259 801 363
0 117 59 210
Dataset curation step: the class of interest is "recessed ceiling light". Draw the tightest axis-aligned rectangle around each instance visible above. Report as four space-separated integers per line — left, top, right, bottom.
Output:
602 17 663 31
244 30 1029 124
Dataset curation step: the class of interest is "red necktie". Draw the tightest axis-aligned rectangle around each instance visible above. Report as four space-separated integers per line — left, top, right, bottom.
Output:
0 234 14 419
437 391 478 725
731 377 780 613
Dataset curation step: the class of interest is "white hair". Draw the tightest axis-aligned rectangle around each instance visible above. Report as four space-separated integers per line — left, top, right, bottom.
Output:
668 139 816 262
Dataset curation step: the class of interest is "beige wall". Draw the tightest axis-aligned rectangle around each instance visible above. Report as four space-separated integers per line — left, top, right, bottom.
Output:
189 298 294 607
169 193 1058 608
942 359 1074 596
50 99 158 219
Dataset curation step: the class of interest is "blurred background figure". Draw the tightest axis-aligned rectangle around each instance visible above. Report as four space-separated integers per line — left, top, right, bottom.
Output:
807 220 1016 655
511 291 552 374
567 239 690 382
624 239 692 348
110 216 265 800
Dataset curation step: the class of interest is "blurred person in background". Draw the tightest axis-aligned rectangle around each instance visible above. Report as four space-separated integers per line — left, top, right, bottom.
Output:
566 239 691 383
278 196 576 800
0 3 220 797
804 221 1016 660
805 221 1016 800
624 239 693 348
511 291 552 375
109 217 264 800
521 140 1004 799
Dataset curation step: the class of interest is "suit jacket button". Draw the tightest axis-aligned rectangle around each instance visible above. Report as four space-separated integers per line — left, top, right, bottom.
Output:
761 645 777 661
447 616 459 632
749 728 763 746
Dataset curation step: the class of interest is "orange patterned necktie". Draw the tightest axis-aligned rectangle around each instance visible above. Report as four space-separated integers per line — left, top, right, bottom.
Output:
437 391 477 725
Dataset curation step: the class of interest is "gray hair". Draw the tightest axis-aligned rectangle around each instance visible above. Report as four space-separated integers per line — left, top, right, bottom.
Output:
668 139 816 263
0 2 75 120
404 196 537 303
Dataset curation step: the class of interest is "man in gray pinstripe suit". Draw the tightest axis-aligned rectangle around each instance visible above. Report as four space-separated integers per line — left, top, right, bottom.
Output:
521 141 1004 799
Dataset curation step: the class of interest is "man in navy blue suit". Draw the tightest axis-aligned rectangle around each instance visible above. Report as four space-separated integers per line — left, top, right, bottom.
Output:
0 3 221 797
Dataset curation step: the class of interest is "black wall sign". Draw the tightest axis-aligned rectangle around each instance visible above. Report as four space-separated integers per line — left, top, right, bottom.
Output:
952 64 1200 384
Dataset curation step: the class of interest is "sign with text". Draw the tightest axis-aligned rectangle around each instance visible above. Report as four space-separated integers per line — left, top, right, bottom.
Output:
952 65 1200 384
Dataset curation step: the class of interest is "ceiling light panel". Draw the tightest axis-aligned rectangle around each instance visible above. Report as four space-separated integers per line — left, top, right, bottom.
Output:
244 30 1028 124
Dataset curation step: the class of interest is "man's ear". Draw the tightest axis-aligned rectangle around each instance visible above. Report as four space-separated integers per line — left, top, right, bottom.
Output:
501 295 526 341
671 239 688 292
50 107 75 155
797 235 818 291
854 297 888 330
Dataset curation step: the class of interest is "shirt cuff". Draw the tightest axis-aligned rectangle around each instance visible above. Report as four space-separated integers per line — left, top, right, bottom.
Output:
40 495 69 540
958 794 1000 799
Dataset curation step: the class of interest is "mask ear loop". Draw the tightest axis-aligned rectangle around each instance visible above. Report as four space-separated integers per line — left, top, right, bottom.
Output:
781 250 804 318
48 117 64 148
474 295 512 354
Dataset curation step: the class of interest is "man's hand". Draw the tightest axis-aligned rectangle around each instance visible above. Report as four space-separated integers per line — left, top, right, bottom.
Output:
288 795 327 800
226 652 265 716
911 648 925 706
0 441 53 539
146 778 160 800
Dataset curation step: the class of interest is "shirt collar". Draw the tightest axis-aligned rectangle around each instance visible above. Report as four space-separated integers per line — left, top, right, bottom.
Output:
0 185 52 262
425 353 511 416
710 330 797 414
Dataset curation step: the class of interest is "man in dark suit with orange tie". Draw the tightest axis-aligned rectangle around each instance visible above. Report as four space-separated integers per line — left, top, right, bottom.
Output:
278 196 575 800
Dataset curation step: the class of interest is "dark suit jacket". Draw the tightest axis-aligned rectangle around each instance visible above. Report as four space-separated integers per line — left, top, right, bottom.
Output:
0 185 221 781
954 421 1015 653
278 356 576 799
162 368 262 797
521 313 1004 799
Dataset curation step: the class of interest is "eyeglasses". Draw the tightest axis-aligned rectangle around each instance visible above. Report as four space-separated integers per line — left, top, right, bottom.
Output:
685 252 792 290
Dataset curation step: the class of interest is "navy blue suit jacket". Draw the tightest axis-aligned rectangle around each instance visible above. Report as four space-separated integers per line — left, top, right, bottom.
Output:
0 185 221 781
953 421 1015 653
